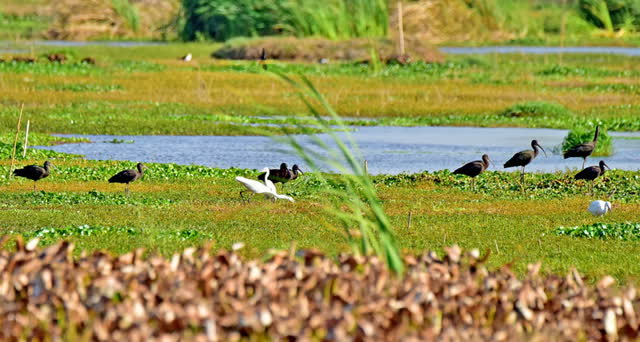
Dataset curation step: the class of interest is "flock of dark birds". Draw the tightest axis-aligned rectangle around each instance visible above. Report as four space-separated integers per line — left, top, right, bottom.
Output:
453 125 607 189
11 126 608 196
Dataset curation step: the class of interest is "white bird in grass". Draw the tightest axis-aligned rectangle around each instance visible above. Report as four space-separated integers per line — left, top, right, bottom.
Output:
588 200 612 216
236 167 294 203
181 53 192 62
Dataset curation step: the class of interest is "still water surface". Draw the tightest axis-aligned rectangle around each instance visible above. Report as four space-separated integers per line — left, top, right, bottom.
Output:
37 126 640 175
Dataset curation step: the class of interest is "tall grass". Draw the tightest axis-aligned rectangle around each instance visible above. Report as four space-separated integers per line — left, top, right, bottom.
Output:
285 0 388 39
111 0 140 32
276 73 404 274
580 0 614 32
180 0 388 41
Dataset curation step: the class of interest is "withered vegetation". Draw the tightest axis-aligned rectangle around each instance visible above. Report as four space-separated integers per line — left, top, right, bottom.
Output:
1 239 639 340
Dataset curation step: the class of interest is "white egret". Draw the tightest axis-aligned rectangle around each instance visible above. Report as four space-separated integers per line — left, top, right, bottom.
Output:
236 167 294 203
588 200 612 216
181 53 192 62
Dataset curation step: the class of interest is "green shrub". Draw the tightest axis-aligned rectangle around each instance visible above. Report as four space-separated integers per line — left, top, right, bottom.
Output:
561 124 613 157
579 0 640 31
502 101 572 118
180 0 388 41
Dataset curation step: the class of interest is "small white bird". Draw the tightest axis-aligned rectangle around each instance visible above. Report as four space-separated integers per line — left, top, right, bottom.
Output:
181 53 192 62
588 200 612 216
236 167 294 203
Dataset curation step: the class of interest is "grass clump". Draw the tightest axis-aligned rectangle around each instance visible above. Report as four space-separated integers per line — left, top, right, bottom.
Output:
501 101 573 118
553 222 640 241
561 124 613 157
22 225 140 243
35 83 124 92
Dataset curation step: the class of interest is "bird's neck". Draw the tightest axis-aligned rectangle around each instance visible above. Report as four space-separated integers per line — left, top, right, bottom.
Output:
137 166 144 175
532 145 539 156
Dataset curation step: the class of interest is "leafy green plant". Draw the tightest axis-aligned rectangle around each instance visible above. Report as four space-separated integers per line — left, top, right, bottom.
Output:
580 0 614 32
552 222 640 241
561 124 613 157
0 190 178 207
579 0 640 32
276 73 404 274
501 101 573 118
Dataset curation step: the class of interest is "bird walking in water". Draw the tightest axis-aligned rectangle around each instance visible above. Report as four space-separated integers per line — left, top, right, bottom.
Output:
504 140 546 188
453 154 491 190
564 125 600 169
588 200 612 216
574 160 610 194
13 161 52 192
108 163 147 195
237 167 294 203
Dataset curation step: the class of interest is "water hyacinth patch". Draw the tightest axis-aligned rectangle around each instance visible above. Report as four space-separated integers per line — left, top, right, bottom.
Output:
552 223 640 241
6 190 178 206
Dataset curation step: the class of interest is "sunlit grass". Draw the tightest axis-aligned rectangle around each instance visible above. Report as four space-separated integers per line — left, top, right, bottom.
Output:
0 157 639 283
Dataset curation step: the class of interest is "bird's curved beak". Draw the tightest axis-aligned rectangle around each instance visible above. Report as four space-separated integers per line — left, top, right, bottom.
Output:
536 143 547 157
298 169 304 175
604 162 611 170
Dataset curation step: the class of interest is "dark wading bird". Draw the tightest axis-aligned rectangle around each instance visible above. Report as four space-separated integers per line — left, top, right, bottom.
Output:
574 160 610 194
258 163 304 185
259 48 267 70
453 154 491 189
564 125 600 169
13 161 52 192
108 163 147 195
504 140 547 185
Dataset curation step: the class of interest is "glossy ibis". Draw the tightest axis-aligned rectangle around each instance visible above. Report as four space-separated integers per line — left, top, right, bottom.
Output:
237 167 294 203
259 48 267 70
504 139 546 185
453 154 491 189
290 164 303 181
258 163 290 184
588 200 612 216
13 161 52 192
108 163 146 195
574 160 609 193
564 125 599 169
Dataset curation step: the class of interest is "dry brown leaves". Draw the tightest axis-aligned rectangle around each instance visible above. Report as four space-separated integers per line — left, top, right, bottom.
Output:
0 239 638 341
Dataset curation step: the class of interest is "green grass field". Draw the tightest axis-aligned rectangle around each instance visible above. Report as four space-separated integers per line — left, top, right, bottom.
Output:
1 157 639 283
1 43 639 284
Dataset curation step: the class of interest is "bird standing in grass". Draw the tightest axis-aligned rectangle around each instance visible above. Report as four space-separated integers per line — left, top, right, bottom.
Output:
237 167 294 203
13 161 52 192
588 200 612 216
574 160 610 194
108 163 146 195
504 139 546 186
258 163 304 185
259 48 267 70
180 53 192 62
564 125 600 169
453 154 491 189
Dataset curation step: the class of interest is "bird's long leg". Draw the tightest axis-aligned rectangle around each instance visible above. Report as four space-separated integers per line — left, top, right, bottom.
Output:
521 167 526 193
239 191 251 203
582 158 586 170
125 184 130 197
472 177 476 191
33 181 37 193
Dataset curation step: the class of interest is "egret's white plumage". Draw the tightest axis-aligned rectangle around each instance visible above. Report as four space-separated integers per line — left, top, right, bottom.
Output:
181 53 192 62
588 200 612 216
236 167 294 202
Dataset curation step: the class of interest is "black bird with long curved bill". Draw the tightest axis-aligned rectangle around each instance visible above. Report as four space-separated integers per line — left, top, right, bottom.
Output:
13 161 52 192
453 154 491 189
504 139 546 185
564 125 599 169
108 163 147 195
258 163 304 185
575 160 610 193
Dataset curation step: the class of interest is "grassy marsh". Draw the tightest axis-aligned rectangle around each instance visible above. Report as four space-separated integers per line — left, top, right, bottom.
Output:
1 45 640 135
1 157 639 283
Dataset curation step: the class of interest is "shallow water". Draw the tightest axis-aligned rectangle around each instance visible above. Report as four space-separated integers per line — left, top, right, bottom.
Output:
36 126 640 175
441 46 640 56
